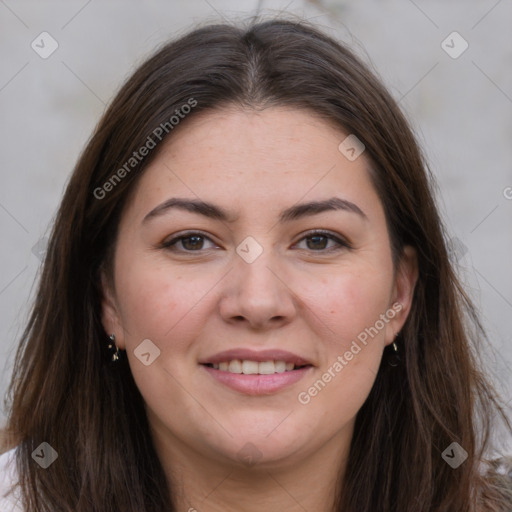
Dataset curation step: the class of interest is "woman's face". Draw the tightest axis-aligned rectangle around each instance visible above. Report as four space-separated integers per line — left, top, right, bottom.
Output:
101 107 417 471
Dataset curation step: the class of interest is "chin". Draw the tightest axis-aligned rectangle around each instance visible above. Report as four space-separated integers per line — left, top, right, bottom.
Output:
204 427 311 469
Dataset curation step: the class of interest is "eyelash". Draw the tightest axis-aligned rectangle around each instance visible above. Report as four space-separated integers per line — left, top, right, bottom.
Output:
161 229 351 254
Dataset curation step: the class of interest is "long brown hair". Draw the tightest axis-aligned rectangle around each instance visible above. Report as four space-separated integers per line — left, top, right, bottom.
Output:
3 17 512 512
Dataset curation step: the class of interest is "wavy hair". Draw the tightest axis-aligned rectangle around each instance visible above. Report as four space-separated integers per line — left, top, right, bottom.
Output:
3 17 512 512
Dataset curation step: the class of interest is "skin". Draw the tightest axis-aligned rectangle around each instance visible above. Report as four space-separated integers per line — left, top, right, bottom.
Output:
101 107 418 512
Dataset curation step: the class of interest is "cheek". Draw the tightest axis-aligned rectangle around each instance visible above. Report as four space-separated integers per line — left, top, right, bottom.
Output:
309 267 393 347
297 266 394 416
112 259 209 415
113 254 211 346
297 273 390 423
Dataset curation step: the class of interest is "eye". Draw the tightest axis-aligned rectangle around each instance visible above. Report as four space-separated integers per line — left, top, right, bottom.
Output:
293 230 351 252
161 229 351 254
162 232 218 252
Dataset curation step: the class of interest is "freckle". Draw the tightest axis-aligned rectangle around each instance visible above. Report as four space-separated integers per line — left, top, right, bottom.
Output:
330 310 335 314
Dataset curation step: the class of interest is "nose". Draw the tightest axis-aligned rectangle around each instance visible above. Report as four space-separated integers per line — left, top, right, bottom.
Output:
219 248 297 331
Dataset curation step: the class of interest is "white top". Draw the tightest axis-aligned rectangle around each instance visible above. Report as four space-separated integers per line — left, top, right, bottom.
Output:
0 447 23 512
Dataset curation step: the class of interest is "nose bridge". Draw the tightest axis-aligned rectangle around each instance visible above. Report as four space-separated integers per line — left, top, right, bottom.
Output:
220 234 295 328
239 247 279 294
235 234 283 300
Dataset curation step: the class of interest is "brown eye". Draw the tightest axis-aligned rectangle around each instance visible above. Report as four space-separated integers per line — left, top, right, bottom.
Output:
179 235 206 251
294 230 350 252
306 234 330 250
162 232 217 252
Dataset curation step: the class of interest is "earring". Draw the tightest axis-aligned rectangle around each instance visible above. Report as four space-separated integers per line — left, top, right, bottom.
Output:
388 334 401 367
107 333 121 362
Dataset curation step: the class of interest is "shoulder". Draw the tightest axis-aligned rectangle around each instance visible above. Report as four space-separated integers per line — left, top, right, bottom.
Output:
0 447 24 512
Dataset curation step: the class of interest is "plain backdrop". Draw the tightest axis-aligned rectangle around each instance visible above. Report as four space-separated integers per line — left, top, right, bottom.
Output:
1 0 511 446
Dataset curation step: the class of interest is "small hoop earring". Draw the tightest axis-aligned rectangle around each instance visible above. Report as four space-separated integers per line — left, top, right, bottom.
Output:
107 333 121 362
388 336 401 367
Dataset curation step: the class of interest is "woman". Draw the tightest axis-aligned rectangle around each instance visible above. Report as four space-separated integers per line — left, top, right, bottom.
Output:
1 17 511 512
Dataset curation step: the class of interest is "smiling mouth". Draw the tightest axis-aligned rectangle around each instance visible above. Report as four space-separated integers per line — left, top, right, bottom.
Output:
202 360 312 375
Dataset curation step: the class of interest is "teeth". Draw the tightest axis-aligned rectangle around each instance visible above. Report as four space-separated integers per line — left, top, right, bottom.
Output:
228 360 242 373
275 361 286 373
210 359 301 374
242 360 259 374
258 361 275 375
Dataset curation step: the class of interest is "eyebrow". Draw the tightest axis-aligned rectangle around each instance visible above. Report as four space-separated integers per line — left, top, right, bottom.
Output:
142 196 368 225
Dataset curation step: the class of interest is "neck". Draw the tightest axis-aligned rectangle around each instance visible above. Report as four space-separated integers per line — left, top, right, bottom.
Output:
149 421 353 512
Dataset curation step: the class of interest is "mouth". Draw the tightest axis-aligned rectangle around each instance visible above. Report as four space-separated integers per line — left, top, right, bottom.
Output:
199 349 314 395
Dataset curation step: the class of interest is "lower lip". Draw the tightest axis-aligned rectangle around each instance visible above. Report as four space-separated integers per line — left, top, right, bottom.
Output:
201 365 313 395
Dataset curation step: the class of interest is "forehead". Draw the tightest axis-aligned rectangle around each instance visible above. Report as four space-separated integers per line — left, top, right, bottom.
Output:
124 106 383 224
162 106 348 172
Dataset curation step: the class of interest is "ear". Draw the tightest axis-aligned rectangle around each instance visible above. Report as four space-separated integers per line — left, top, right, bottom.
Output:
99 270 126 350
384 245 418 346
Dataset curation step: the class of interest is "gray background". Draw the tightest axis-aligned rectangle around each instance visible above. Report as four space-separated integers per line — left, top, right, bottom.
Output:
1 0 511 447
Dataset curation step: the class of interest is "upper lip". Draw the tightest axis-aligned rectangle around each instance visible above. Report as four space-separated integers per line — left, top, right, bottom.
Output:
199 349 313 366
